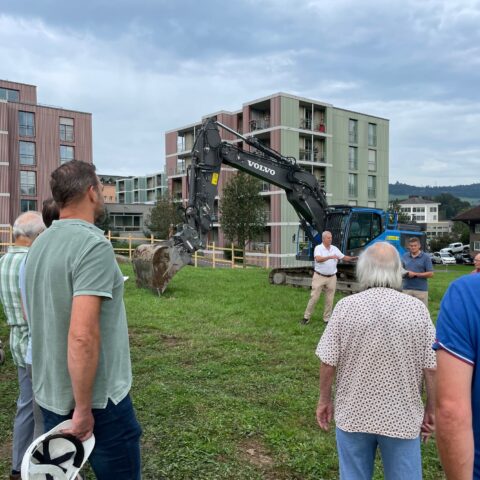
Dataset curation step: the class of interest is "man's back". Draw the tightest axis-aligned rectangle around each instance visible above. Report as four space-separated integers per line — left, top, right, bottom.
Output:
317 287 436 438
24 219 131 415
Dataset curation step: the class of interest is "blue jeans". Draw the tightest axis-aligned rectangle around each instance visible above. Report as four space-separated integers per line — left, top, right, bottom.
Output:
41 394 142 480
336 427 422 480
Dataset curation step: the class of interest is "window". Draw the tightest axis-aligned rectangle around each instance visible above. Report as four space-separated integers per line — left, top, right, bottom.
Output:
20 199 37 212
368 123 377 147
348 119 358 143
475 224 480 234
348 200 357 206
19 141 35 165
433 215 437 221
412 207 425 212
367 201 376 208
474 241 480 251
60 145 74 164
59 117 74 142
348 173 357 197
347 212 382 250
429 207 437 212
0 87 19 102
20 171 36 195
368 149 377 171
368 175 376 198
19 111 35 137
348 147 358 170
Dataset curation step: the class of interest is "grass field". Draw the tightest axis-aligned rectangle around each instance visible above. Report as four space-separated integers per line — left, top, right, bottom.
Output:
0 264 470 479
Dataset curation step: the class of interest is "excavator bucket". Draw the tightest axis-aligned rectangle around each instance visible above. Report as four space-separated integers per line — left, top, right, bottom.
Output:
132 241 192 295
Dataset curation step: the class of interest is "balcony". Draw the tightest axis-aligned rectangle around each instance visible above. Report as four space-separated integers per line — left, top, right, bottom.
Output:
348 185 358 197
368 188 376 199
249 118 270 131
368 135 377 147
299 149 325 163
299 118 312 130
174 165 186 175
348 133 358 144
315 122 326 133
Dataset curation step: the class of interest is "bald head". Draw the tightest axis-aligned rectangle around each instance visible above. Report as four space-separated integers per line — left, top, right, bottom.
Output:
356 242 403 290
13 211 46 244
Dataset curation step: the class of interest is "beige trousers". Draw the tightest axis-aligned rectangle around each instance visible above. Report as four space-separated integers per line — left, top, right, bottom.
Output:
403 289 429 307
304 273 337 321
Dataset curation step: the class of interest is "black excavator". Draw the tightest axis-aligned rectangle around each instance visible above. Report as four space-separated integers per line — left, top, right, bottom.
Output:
132 118 424 294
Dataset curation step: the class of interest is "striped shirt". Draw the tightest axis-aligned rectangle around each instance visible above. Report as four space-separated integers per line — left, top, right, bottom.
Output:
0 246 29 368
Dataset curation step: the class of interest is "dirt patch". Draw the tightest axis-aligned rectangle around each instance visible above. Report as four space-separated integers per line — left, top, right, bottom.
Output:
129 329 182 348
0 438 12 465
159 334 180 347
238 438 274 468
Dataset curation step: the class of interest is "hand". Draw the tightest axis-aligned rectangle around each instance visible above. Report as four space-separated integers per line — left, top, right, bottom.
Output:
316 400 334 431
407 271 417 278
421 409 435 444
62 407 94 441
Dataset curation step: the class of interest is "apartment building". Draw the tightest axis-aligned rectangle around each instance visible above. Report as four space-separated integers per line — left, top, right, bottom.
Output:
454 206 480 254
165 92 389 265
0 80 92 226
99 175 124 203
116 172 167 204
398 196 452 239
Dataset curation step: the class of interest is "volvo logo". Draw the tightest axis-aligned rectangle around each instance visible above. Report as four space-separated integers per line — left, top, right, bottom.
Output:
247 160 276 176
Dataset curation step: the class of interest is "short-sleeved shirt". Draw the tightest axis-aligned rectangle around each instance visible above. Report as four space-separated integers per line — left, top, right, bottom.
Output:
313 243 344 275
433 274 480 477
402 251 433 291
0 246 29 368
316 287 436 439
24 219 132 415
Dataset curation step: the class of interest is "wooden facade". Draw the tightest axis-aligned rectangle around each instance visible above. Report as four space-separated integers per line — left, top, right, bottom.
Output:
0 80 92 225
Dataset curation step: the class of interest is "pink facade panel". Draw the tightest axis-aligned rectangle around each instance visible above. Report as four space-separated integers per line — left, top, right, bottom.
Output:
0 80 37 104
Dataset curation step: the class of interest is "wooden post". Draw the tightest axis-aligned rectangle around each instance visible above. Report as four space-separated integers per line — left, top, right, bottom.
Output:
266 244 270 269
194 250 198 268
150 234 154 244
231 243 235 268
128 235 132 260
212 242 216 269
107 230 112 242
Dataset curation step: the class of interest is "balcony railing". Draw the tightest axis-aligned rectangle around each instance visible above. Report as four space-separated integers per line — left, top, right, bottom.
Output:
299 149 325 163
315 122 326 133
299 118 312 130
348 186 357 197
368 135 377 147
349 133 358 144
368 188 376 199
249 119 270 131
174 165 186 175
349 160 358 170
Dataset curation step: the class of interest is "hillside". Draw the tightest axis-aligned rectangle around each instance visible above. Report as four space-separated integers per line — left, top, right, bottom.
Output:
389 182 480 204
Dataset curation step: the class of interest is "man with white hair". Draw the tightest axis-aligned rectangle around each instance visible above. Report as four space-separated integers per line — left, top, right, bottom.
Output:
302 231 356 325
0 211 45 480
315 242 436 479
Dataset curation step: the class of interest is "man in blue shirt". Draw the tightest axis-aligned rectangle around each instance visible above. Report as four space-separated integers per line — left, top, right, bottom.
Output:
401 237 433 306
434 274 480 478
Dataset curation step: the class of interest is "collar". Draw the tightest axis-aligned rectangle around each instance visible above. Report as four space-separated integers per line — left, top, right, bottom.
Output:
408 250 423 259
7 246 29 254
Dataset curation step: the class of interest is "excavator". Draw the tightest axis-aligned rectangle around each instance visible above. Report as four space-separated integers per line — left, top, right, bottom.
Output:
132 118 425 294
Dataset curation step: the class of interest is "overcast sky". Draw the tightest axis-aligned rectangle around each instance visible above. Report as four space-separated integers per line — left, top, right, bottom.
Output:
1 0 479 185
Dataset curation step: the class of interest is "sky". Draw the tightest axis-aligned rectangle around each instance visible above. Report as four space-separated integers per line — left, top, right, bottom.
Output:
1 0 479 185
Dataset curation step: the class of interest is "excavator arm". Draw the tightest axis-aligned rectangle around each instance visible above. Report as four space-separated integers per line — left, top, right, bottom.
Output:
133 117 330 294
174 118 329 253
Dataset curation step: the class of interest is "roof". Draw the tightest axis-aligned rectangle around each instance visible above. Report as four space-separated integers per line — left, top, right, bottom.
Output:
398 197 438 205
453 206 480 221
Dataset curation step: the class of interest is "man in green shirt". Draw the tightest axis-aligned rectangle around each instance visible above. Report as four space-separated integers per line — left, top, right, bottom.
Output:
24 160 142 479
0 211 45 480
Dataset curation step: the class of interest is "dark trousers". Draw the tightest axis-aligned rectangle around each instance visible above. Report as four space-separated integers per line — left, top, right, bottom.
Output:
41 394 142 480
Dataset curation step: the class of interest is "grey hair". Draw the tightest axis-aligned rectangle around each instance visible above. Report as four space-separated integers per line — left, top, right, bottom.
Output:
356 242 403 291
13 211 46 241
322 230 332 240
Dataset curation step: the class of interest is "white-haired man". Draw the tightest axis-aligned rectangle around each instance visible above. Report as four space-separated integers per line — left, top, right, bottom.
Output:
315 242 436 479
0 211 45 480
302 231 356 325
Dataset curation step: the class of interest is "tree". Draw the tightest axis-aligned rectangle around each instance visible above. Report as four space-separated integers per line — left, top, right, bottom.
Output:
147 195 184 239
95 209 112 233
219 173 266 267
433 193 471 220
388 199 411 223
451 221 470 245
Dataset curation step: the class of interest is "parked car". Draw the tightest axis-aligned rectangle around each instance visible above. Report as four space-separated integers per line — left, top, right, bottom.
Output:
455 252 474 265
445 242 468 254
431 251 457 265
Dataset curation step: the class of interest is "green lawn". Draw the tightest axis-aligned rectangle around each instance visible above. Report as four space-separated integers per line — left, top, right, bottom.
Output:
0 264 470 479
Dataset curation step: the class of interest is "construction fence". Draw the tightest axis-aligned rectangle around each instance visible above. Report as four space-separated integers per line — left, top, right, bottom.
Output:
0 226 273 269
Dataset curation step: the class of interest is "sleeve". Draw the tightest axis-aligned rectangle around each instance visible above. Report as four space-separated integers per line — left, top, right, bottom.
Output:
423 316 437 369
315 301 343 366
72 240 116 299
433 281 475 365
313 245 322 257
335 246 345 259
424 254 433 272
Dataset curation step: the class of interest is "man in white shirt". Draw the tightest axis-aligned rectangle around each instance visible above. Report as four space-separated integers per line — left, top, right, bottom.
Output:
302 231 356 325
